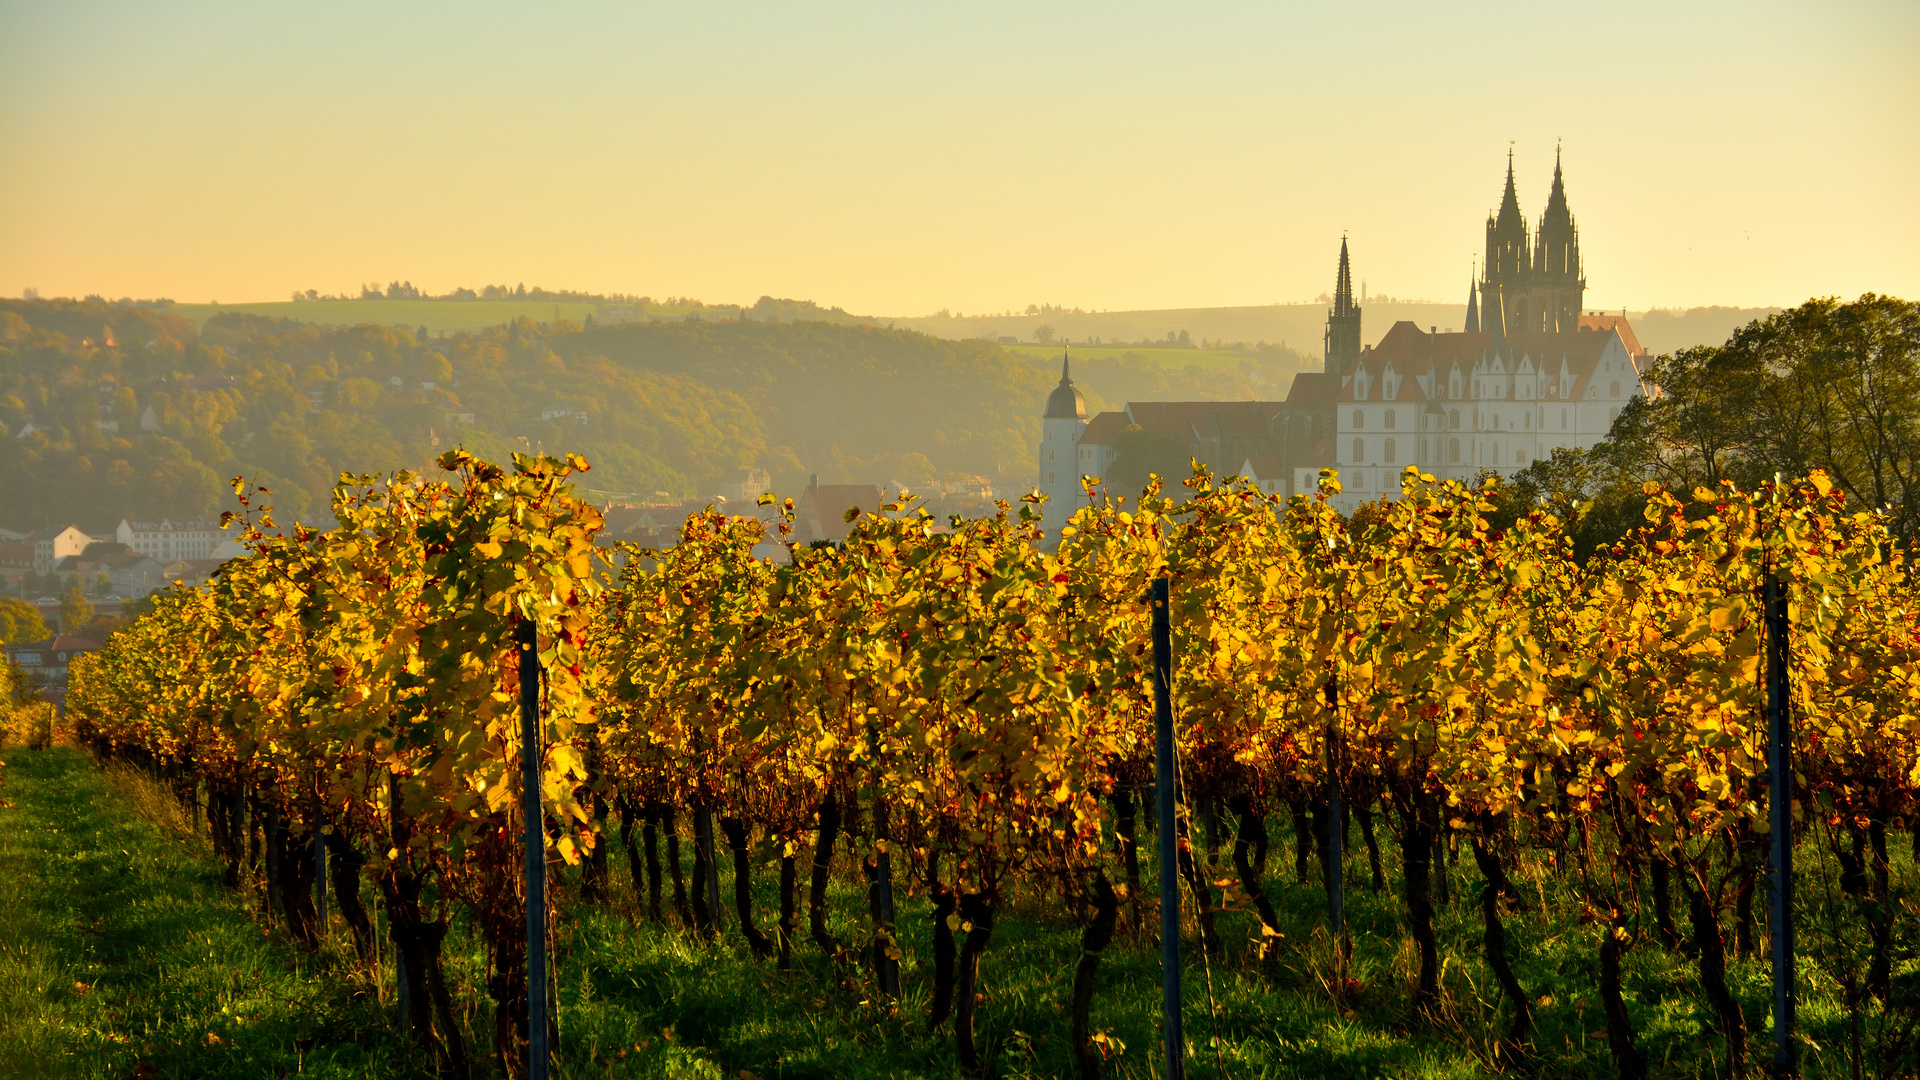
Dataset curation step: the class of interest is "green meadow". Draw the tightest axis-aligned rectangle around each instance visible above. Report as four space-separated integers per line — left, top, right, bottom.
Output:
4 744 1908 1079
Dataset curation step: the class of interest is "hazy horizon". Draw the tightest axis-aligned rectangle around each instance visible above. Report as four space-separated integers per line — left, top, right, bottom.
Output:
4 1 1915 315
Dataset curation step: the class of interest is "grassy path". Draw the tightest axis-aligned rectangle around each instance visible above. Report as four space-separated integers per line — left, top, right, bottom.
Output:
0 748 415 1079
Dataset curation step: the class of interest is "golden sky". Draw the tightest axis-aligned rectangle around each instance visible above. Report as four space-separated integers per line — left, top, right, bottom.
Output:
2 1 1914 315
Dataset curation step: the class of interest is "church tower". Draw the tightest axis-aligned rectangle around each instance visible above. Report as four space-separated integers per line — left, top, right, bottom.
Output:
1323 237 1362 374
1481 151 1532 334
1039 352 1088 546
1529 146 1585 332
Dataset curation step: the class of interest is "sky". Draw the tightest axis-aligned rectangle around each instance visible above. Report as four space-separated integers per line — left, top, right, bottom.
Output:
1 1 1915 316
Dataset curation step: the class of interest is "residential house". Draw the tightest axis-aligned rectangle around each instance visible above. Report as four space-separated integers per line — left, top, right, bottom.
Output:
30 525 96 575
4 634 102 685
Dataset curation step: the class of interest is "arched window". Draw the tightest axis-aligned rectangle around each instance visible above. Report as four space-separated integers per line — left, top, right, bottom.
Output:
1449 437 1460 463
1560 407 1566 429
1384 438 1396 462
1524 413 1531 430
1610 381 1621 397
1450 409 1460 429
1352 438 1365 463
1385 409 1396 430
1352 409 1364 429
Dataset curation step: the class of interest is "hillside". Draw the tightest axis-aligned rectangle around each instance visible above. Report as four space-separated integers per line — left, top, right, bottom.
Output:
895 302 1784 357
5 300 1236 531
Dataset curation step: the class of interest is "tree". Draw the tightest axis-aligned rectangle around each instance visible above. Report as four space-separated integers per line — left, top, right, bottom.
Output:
1725 294 1920 536
1103 424 1194 499
0 597 49 644
59 583 92 635
1033 325 1057 345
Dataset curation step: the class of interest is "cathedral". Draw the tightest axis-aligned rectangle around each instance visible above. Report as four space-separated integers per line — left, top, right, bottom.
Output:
1035 149 1650 539
1323 150 1649 513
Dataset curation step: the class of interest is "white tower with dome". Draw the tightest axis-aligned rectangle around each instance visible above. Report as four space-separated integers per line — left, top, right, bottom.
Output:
1038 353 1087 548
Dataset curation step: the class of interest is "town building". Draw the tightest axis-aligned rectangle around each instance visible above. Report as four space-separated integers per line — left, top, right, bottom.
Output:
4 634 102 685
30 525 97 575
115 518 219 562
792 475 886 545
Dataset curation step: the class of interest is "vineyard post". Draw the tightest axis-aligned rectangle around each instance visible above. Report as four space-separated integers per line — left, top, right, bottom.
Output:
312 791 327 934
1150 577 1186 1080
390 772 409 1033
519 616 550 1080
1325 677 1344 947
1765 573 1795 1075
313 824 327 935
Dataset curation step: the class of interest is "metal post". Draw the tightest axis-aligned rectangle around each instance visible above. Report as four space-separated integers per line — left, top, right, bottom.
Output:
1766 575 1795 1075
1150 577 1185 1080
1325 678 1344 942
1326 770 1344 939
390 772 409 1033
519 617 549 1080
313 825 328 933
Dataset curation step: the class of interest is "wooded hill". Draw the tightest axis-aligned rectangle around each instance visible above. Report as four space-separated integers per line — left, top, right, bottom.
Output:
2 299 1302 530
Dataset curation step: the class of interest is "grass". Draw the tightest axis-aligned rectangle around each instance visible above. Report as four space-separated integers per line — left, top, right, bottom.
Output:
2 746 1912 1078
0 747 420 1078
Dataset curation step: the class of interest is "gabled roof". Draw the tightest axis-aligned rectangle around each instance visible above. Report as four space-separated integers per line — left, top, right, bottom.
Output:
796 483 884 543
1079 411 1134 445
6 635 102 654
1122 401 1285 440
1283 371 1340 407
1336 320 1629 403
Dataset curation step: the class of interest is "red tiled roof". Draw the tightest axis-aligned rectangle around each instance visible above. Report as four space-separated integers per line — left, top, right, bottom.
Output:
1337 321 1629 403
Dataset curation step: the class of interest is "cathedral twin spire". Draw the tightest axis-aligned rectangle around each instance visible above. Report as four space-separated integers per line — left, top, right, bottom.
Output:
1478 146 1585 336
1323 148 1586 374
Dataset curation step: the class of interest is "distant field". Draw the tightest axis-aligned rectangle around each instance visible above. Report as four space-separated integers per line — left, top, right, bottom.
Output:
165 299 736 332
1002 342 1264 370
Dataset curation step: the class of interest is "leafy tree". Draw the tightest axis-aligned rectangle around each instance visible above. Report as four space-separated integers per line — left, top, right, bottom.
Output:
59 582 92 634
1724 294 1920 535
0 597 49 644
1033 324 1056 345
1103 424 1194 499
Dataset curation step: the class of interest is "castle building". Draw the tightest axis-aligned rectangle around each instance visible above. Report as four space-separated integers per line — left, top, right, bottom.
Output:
1328 150 1647 513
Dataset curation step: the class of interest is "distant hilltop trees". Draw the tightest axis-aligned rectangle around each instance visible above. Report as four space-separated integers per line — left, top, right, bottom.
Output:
291 282 665 306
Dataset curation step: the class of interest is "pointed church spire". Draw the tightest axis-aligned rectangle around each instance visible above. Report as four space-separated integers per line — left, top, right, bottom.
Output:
1060 348 1072 384
1464 270 1480 334
1496 146 1523 229
1324 235 1362 374
1333 235 1356 317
